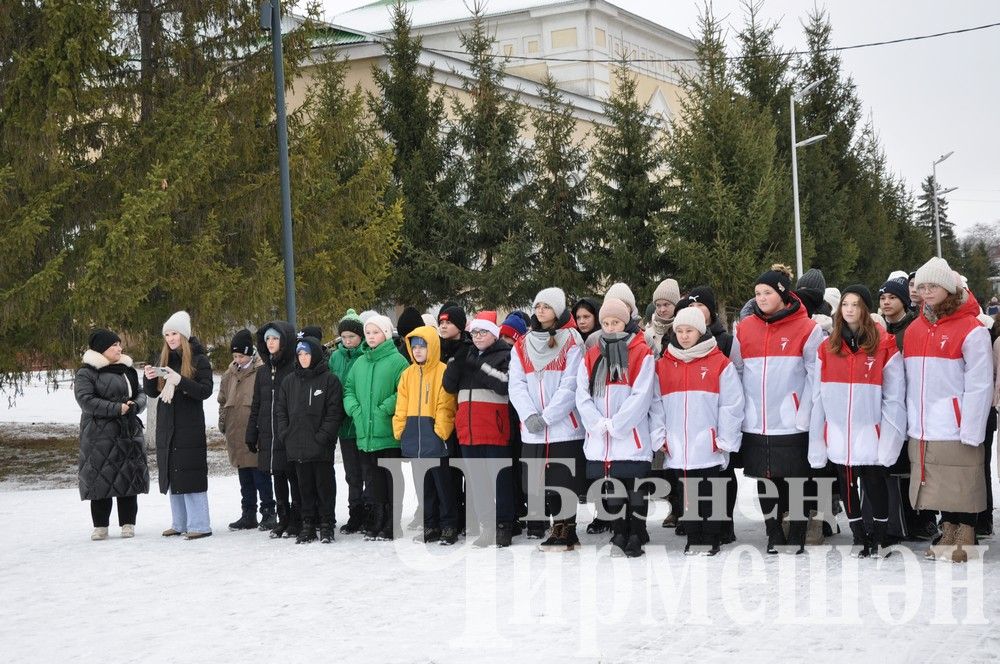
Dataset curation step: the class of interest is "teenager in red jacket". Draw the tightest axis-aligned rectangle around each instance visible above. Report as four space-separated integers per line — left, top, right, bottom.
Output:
809 285 906 558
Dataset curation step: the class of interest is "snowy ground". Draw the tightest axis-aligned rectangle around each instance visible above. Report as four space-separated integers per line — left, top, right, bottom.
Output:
2 374 998 663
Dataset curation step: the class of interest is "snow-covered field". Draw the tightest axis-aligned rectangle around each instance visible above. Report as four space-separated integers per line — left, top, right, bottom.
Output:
2 374 997 663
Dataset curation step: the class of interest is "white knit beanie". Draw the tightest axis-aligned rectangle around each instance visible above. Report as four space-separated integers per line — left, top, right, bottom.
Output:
887 270 909 282
604 282 637 316
915 257 957 294
421 313 437 328
652 278 680 305
162 311 192 339
672 306 706 335
359 310 379 324
823 288 841 313
365 315 394 343
533 287 567 318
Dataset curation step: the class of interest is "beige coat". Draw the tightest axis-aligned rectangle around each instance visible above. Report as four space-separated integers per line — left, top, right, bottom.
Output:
908 438 987 513
218 357 263 469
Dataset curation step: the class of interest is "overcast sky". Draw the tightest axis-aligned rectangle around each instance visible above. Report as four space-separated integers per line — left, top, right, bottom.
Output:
332 0 1000 235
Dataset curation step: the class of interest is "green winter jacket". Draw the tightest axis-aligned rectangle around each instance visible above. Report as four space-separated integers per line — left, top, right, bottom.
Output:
328 341 365 439
343 339 409 453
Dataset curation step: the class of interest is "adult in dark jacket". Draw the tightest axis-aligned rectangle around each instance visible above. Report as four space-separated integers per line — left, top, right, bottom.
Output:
245 320 301 538
142 311 214 540
76 329 149 541
276 336 345 544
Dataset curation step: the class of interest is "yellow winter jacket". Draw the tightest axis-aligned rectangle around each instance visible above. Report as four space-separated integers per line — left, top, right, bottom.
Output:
392 326 457 457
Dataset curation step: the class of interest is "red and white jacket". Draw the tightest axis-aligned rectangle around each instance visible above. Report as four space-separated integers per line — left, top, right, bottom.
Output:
650 344 744 471
509 329 585 445
808 329 906 469
575 334 656 468
730 298 823 435
903 293 993 446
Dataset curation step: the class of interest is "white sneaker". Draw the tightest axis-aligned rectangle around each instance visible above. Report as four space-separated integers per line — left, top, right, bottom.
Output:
91 527 109 541
121 524 135 538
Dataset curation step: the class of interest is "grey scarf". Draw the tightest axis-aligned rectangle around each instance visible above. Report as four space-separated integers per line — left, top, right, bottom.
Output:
590 332 632 397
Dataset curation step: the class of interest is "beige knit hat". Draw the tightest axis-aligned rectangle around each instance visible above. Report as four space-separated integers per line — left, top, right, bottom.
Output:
914 257 957 294
604 282 637 316
598 298 631 326
652 278 680 305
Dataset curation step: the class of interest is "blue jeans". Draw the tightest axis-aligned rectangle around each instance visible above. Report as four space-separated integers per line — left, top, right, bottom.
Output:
238 467 275 513
169 490 212 534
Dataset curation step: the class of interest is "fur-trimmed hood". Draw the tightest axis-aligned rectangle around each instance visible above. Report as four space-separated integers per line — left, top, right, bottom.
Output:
82 349 134 370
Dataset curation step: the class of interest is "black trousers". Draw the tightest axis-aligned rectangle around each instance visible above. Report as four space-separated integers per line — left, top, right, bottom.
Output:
521 440 584 527
296 461 336 526
979 407 997 528
679 467 725 538
834 464 889 522
273 466 301 515
340 437 368 509
756 477 819 526
91 496 138 527
359 448 401 506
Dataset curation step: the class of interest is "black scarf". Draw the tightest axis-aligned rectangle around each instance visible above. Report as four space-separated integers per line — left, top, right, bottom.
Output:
589 332 632 397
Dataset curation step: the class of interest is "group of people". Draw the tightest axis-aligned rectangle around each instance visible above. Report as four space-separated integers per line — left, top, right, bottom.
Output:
75 256 1000 562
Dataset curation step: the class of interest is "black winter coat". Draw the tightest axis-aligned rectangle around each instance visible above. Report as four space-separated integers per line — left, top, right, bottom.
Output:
443 339 512 446
275 346 345 463
245 320 297 474
143 338 214 495
75 351 149 500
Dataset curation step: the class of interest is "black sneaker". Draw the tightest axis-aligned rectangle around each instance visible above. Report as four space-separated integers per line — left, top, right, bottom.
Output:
439 528 459 546
319 524 335 544
258 508 278 532
296 523 317 544
228 509 258 531
421 528 442 544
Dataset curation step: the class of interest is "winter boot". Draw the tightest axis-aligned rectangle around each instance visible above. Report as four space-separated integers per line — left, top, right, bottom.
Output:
319 522 335 544
439 527 459 546
269 505 289 539
871 520 892 559
765 518 785 555
91 527 109 541
623 533 645 558
563 523 580 550
496 522 514 548
676 521 687 537
229 508 258 531
848 520 871 558
806 510 826 545
609 519 628 557
376 503 396 541
661 513 678 529
526 521 547 540
719 519 736 545
702 534 721 557
684 531 703 556
121 524 135 539
364 504 384 541
587 517 612 534
952 524 976 564
258 507 278 532
785 520 807 555
927 522 958 560
339 505 365 535
284 505 302 539
418 527 442 544
539 522 569 552
296 520 317 544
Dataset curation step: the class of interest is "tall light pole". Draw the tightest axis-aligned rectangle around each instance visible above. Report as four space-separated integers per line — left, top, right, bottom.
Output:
790 78 827 279
261 0 296 326
931 151 954 258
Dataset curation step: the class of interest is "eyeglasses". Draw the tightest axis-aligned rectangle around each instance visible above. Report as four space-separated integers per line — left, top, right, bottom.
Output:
470 329 492 337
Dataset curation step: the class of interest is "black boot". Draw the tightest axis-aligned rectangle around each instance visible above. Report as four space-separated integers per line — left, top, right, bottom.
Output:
319 522 335 544
765 518 785 554
258 506 277 532
496 522 513 548
376 503 395 541
229 508 258 531
296 520 317 544
269 505 289 539
284 505 302 539
871 520 891 558
609 518 628 556
587 518 612 534
704 533 721 557
623 533 645 558
719 519 736 545
340 505 365 535
849 520 871 558
786 520 807 555
684 531 703 555
364 504 384 541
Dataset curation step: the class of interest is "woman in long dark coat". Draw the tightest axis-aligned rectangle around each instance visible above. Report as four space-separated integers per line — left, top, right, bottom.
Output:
143 311 214 539
76 329 149 540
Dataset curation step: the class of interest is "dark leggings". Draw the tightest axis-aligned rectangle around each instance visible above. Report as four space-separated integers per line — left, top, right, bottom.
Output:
756 477 818 524
90 496 138 527
834 464 888 521
680 467 724 538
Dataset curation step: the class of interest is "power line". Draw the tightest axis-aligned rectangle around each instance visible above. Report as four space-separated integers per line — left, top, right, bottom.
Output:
414 20 1000 64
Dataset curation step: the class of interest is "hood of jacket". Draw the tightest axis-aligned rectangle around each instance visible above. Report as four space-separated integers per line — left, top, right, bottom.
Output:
294 336 329 377
256 320 296 369
404 326 442 366
82 349 134 370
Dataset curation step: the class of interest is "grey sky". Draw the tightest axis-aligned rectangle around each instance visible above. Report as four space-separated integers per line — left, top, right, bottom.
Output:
332 0 1000 235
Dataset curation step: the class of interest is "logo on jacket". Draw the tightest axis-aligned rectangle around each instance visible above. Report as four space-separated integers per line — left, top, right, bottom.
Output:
865 357 875 372
939 335 949 350
313 389 323 396
699 366 708 380
779 337 789 351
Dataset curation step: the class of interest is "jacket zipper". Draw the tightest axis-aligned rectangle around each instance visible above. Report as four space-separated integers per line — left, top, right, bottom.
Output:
417 366 423 457
269 365 276 474
762 324 771 434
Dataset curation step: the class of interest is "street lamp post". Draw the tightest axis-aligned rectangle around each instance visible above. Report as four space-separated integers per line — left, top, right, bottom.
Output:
261 0 296 326
931 151 954 258
790 78 827 279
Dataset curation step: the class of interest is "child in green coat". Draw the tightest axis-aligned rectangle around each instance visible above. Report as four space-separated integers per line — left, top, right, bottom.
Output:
328 309 368 534
343 314 409 541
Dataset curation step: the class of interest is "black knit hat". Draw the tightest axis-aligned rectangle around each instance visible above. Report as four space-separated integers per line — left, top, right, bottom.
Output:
337 309 364 338
677 286 718 322
88 328 121 353
396 306 424 341
300 325 323 343
841 284 874 312
878 277 910 308
230 329 254 355
756 269 793 304
438 305 467 332
796 268 826 292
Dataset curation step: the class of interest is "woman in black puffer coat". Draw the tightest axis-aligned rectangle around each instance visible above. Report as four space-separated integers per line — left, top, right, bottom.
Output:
76 329 149 541
142 311 214 540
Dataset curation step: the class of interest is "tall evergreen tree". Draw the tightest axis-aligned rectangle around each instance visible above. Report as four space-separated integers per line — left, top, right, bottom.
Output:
959 239 998 304
369 0 457 308
587 57 671 300
663 8 780 317
914 175 961 265
447 3 530 307
521 74 592 303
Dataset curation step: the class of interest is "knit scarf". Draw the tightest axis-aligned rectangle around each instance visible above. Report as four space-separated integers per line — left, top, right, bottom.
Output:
650 312 673 338
590 332 632 397
525 309 582 370
666 333 717 363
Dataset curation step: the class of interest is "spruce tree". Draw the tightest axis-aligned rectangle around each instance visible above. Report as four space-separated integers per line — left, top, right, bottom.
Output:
914 175 961 266
663 8 780 318
587 57 671 300
521 75 592 303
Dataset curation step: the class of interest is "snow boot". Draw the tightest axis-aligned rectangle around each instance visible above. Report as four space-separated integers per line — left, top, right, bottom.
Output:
785 520 807 555
849 520 871 558
91 527 109 541
439 527 459 546
419 527 442 544
952 524 976 564
609 519 628 557
927 521 958 560
496 522 514 548
258 507 277 532
702 534 721 557
229 508 258 531
296 520 317 544
563 523 580 550
364 504 385 541
376 503 396 541
684 531 703 556
319 522 335 544
623 533 645 558
539 522 569 552
765 518 785 555
339 505 365 535
121 524 135 539
661 513 678 529
283 505 302 539
269 505 289 539
587 518 612 534
871 520 892 559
